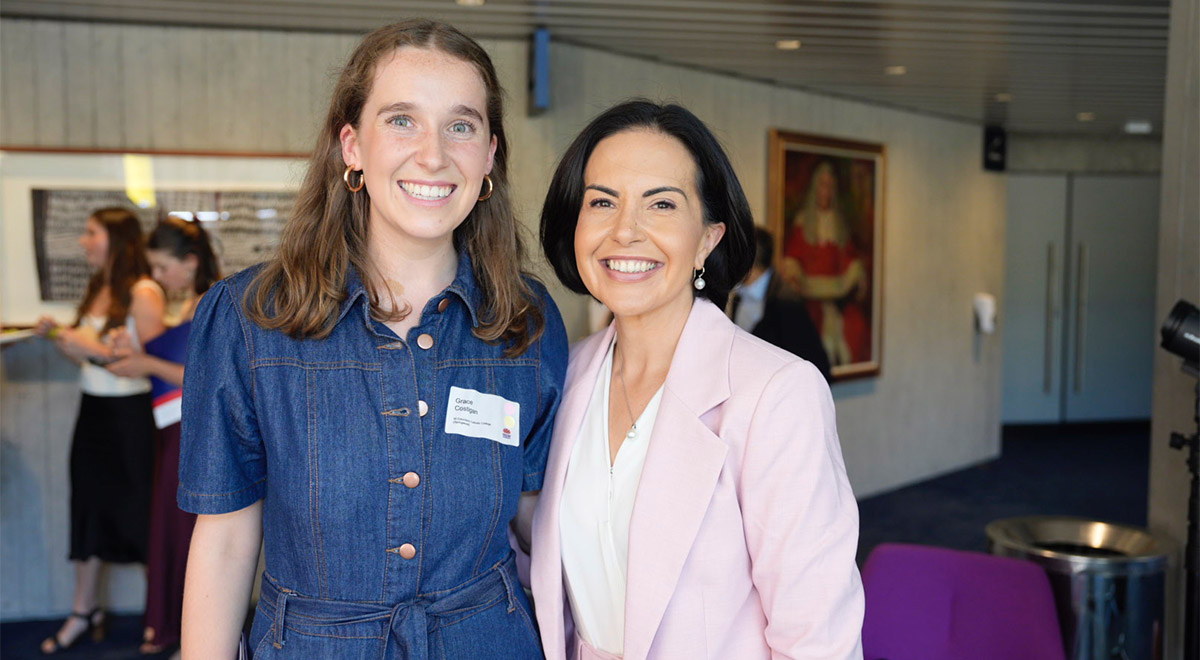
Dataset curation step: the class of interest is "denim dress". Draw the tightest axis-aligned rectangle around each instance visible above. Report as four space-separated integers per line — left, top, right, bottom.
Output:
178 254 566 660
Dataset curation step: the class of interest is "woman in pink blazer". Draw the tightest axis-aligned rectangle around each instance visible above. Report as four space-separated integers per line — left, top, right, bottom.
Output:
532 100 864 660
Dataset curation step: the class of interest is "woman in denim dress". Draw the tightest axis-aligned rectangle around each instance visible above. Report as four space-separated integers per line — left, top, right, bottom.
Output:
177 20 566 659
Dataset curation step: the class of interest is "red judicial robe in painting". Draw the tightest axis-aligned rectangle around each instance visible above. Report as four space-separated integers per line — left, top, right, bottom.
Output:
783 229 869 366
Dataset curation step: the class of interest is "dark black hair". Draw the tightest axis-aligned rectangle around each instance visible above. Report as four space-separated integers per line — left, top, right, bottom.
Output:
147 214 221 295
753 226 774 270
539 99 755 309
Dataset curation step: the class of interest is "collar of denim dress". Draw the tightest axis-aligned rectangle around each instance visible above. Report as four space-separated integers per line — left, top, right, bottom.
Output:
336 248 485 330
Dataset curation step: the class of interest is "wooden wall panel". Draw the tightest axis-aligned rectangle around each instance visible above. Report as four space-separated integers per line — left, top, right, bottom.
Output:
90 23 127 150
62 22 98 147
147 27 184 152
119 24 154 149
30 22 67 146
1 22 36 144
281 31 319 155
208 31 260 151
172 28 212 151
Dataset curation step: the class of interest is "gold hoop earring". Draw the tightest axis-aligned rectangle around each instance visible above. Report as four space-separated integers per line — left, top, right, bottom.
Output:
343 166 365 193
477 174 494 202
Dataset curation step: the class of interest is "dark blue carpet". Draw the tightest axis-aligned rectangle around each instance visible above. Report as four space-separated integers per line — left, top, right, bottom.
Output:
0 614 175 659
856 421 1150 565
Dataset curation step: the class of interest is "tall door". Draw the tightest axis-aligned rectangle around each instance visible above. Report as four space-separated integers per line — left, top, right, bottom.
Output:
1062 175 1160 421
1002 174 1160 424
1003 175 1069 423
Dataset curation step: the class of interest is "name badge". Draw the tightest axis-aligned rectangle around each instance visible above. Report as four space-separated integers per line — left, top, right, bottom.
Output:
444 386 520 447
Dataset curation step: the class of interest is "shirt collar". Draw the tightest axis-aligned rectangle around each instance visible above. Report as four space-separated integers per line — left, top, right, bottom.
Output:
739 267 772 301
336 248 485 328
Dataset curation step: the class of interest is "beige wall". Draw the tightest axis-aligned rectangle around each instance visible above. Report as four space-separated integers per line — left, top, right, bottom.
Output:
1148 0 1199 655
1 17 1006 618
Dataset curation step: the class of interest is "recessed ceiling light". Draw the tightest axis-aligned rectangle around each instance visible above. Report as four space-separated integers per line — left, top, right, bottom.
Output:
1077 112 1096 122
994 93 1013 103
1124 120 1153 134
456 0 485 6
775 39 802 50
884 65 907 76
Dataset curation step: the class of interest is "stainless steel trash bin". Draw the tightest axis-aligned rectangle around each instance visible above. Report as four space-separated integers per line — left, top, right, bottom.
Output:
987 516 1169 660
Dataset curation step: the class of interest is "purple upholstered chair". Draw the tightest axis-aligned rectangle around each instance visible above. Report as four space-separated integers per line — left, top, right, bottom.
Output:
861 543 1065 660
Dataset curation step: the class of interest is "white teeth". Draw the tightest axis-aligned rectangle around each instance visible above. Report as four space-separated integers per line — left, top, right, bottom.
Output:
606 259 659 274
400 182 453 200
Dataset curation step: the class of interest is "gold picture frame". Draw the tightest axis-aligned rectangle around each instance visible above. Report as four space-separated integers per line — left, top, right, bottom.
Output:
767 130 885 381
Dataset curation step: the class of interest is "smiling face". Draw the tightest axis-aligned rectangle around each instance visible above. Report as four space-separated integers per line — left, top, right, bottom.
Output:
79 217 110 270
340 46 497 249
574 129 725 324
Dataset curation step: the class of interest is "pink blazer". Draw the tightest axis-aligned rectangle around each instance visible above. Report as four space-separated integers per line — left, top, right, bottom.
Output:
530 299 864 660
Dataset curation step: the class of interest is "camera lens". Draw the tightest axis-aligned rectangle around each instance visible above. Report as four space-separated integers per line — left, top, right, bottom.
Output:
1161 299 1200 364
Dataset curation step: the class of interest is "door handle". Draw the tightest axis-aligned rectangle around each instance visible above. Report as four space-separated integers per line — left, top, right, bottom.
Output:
1044 243 1057 393
1073 243 1089 394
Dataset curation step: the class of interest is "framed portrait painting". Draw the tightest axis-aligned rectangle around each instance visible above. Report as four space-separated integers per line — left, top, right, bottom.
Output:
767 130 884 381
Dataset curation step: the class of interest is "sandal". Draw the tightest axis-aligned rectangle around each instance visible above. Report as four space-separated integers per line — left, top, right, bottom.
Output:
39 607 106 654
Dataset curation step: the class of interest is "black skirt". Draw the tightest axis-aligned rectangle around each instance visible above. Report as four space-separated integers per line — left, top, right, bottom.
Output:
69 392 155 563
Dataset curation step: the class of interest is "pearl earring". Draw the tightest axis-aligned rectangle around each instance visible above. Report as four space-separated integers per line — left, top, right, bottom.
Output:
693 267 707 290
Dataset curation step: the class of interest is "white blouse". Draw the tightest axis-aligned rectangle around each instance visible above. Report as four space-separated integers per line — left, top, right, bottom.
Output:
78 279 160 397
559 340 664 656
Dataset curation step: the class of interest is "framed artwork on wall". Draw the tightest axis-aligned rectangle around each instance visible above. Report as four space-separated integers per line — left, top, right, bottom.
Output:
767 130 885 381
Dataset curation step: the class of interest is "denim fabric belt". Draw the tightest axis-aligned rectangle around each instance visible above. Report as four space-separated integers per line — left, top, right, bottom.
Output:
258 553 522 660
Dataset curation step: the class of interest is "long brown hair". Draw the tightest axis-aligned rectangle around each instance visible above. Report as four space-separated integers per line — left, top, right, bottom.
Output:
76 207 151 332
147 215 221 295
244 19 543 356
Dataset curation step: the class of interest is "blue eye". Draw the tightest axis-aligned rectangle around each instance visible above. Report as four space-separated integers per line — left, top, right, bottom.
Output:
388 115 413 128
449 121 475 134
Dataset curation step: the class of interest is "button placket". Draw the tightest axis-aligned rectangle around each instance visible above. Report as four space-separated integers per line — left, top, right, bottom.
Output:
378 324 426 593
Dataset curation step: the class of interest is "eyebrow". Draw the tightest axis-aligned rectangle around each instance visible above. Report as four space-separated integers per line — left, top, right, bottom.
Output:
376 101 485 124
643 186 688 199
585 184 619 197
452 104 486 124
584 184 688 199
377 102 415 116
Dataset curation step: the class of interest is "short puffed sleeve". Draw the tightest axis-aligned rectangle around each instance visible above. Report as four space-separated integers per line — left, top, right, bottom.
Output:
177 280 266 514
521 282 568 492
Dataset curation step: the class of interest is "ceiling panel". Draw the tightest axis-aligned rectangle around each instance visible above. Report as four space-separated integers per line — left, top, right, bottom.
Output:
1 0 1171 135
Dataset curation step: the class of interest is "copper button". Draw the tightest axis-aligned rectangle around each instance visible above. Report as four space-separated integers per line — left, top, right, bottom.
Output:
398 543 416 560
402 472 420 488
437 298 450 313
418 400 429 417
416 334 434 350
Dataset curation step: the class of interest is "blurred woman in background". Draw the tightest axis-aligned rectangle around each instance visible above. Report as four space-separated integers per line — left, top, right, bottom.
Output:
34 207 165 654
107 214 220 658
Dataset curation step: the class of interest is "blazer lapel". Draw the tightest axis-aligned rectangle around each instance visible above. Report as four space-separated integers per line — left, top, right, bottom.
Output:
531 323 616 659
622 300 736 660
